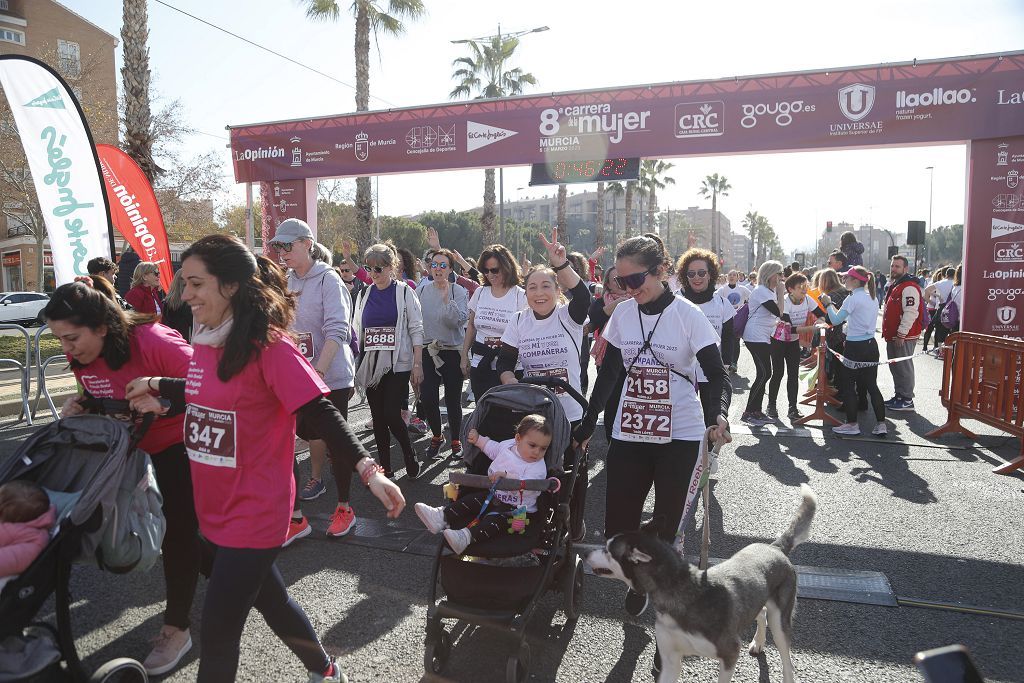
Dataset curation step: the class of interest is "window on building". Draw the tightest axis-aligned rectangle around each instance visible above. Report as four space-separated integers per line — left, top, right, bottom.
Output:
0 1 10 11
57 40 81 79
0 28 24 45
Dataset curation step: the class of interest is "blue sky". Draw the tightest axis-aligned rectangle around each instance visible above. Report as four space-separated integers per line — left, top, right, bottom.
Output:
63 0 1024 252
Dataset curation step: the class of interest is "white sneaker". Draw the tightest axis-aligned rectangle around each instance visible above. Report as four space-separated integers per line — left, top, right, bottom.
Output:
143 626 192 676
443 527 472 554
415 502 448 534
872 423 888 437
832 422 861 435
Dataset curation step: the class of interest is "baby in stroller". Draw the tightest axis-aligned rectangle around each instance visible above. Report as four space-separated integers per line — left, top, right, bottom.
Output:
415 415 552 554
0 481 55 585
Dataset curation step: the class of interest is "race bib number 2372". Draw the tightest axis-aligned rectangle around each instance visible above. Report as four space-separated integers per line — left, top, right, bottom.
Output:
184 403 237 468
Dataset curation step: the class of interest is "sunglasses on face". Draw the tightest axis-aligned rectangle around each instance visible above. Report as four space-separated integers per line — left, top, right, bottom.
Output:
481 267 502 275
338 268 351 273
686 269 708 279
270 241 296 253
430 262 449 270
364 264 387 274
614 267 655 290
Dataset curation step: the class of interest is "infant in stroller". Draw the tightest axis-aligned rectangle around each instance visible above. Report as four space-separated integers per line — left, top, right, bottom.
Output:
415 414 552 554
0 481 55 586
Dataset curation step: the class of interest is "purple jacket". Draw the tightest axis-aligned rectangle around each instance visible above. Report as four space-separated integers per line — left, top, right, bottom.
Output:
0 506 55 576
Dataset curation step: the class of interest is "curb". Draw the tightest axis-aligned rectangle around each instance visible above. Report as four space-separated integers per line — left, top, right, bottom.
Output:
0 385 75 420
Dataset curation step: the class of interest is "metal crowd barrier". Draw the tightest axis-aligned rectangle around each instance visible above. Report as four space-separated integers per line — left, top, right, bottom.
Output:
927 332 1024 474
0 323 33 427
32 324 65 421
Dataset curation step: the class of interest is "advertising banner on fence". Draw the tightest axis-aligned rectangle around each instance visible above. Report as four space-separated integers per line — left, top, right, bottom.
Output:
963 136 1024 338
96 144 173 291
258 179 317 256
0 56 113 284
229 52 1024 183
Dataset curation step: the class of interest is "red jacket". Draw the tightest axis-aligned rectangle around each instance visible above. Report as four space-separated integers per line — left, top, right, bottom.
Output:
125 285 163 315
882 276 923 340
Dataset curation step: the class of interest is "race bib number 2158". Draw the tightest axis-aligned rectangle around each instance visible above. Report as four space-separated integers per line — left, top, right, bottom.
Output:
185 403 237 468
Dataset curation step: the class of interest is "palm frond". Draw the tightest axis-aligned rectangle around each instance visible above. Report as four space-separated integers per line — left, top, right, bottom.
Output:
303 0 341 21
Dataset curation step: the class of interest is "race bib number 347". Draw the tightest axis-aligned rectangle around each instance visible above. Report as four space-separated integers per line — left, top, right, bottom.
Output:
184 403 237 468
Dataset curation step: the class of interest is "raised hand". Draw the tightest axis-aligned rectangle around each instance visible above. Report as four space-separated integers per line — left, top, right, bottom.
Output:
452 249 471 270
427 227 441 251
538 228 567 267
590 245 607 260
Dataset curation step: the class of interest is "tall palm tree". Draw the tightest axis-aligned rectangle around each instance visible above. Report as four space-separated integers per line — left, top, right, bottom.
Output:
743 210 762 268
641 159 676 232
121 0 159 182
699 173 731 256
595 181 606 251
556 184 567 232
623 180 636 238
302 0 426 248
450 35 536 246
607 181 625 248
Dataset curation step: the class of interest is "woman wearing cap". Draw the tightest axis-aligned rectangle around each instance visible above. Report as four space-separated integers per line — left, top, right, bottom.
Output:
462 244 526 400
125 235 404 683
819 266 887 436
125 261 164 315
740 260 786 426
352 242 425 479
572 233 731 617
417 248 469 460
268 219 359 541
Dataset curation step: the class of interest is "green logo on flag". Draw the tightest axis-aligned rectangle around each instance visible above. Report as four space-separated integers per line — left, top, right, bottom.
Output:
24 88 65 109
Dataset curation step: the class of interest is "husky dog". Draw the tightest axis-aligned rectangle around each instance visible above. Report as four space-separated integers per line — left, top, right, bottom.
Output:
586 484 817 683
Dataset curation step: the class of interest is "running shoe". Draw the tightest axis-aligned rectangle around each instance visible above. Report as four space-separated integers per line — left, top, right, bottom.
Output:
405 459 422 480
415 502 448 534
754 411 774 424
624 588 649 617
883 396 902 409
832 422 861 435
450 440 463 458
889 398 915 411
872 423 888 437
740 411 769 426
443 527 472 554
327 504 356 537
283 516 312 547
425 435 445 460
764 406 779 420
307 657 348 683
299 477 326 501
143 626 192 676
407 416 428 435
787 406 803 421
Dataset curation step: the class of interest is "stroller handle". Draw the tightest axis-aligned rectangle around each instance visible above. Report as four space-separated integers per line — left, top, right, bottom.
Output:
449 472 560 492
519 375 588 412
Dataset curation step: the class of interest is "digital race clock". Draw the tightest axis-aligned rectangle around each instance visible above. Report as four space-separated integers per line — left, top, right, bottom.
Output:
529 157 641 186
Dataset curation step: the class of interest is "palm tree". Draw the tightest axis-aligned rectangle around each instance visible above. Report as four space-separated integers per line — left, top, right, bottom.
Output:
450 35 537 245
641 159 676 232
623 180 636 238
743 210 763 268
699 173 731 256
121 0 159 181
302 0 426 248
607 181 625 248
595 182 606 251
556 184 567 232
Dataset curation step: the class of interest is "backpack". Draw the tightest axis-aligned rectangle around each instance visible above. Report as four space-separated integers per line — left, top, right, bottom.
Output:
940 290 959 330
732 303 749 338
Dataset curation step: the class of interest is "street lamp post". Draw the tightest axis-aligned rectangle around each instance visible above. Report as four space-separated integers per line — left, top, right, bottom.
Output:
452 25 549 243
925 166 934 269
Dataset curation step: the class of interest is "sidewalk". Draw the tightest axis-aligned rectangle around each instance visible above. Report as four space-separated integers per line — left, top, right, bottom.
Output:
0 365 77 419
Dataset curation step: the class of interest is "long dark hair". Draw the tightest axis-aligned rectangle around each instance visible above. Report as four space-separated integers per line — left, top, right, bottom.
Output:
181 235 295 381
477 244 521 288
44 280 158 371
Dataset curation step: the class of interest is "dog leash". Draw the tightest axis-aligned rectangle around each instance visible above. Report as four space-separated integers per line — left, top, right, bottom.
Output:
673 426 722 570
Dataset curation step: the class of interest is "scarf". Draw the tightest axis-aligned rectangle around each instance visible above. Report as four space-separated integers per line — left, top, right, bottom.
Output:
191 317 234 348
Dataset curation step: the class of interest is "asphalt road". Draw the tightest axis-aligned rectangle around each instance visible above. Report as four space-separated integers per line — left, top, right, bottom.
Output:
1 345 1022 683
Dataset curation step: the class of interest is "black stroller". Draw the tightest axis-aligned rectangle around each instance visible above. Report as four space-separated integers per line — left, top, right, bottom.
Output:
0 413 162 683
423 376 588 683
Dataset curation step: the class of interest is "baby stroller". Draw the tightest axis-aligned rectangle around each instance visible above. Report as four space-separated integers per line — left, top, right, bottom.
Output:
0 411 164 683
423 376 588 683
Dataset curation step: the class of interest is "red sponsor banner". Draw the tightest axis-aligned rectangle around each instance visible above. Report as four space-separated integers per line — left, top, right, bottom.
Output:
259 178 317 255
43 251 52 266
963 136 1024 338
2 251 21 267
96 144 173 291
229 52 1024 183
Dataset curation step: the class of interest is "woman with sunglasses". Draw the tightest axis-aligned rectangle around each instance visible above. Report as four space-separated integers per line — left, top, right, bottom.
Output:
352 242 425 479
417 248 469 460
267 220 360 542
674 248 735 428
588 266 629 440
740 260 786 426
462 244 526 400
572 233 731 617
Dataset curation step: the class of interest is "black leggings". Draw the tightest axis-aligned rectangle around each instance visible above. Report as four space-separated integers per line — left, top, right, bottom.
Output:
841 338 885 423
365 370 415 472
149 443 200 630
421 348 464 441
293 387 354 509
768 339 801 410
744 341 773 413
444 490 515 542
604 438 700 544
198 544 328 682
469 363 500 403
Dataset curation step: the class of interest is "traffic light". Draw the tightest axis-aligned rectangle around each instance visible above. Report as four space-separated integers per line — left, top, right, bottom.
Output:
826 221 833 233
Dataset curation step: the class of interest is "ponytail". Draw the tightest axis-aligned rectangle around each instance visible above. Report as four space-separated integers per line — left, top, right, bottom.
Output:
865 271 876 301
616 232 670 275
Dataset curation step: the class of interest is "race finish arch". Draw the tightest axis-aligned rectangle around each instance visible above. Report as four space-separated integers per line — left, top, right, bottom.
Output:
228 51 1024 338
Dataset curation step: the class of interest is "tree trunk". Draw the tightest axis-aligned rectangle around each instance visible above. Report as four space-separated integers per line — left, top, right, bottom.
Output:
556 184 567 231
711 191 718 255
595 182 606 251
624 181 635 238
611 193 618 249
354 2 372 247
121 0 159 182
648 189 658 235
481 168 496 245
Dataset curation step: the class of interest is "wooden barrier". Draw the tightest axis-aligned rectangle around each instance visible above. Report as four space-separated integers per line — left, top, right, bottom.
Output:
927 332 1024 474
796 329 841 427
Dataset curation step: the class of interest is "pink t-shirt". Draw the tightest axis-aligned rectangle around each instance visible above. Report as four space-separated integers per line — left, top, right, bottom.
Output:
184 335 327 549
73 323 192 454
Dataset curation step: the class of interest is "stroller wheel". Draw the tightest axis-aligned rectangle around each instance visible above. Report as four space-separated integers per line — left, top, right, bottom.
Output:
423 628 451 675
562 556 585 621
89 658 148 683
505 641 531 683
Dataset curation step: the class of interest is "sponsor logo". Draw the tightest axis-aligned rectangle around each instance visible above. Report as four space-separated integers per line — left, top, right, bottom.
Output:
998 143 1009 166
467 121 517 152
992 218 1024 239
739 100 814 128
983 268 1024 279
994 241 1024 263
41 126 95 275
24 88 65 109
355 132 369 162
405 124 457 155
992 194 1023 211
997 89 1024 106
896 88 976 108
675 101 724 138
1009 170 1020 189
233 146 285 162
838 83 875 121
997 306 1017 325
988 287 1023 302
290 136 302 167
538 104 650 151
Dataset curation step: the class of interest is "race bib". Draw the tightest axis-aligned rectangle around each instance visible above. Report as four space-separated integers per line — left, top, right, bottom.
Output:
296 332 315 360
485 336 502 350
184 403 237 468
532 366 569 394
364 326 397 352
619 365 672 443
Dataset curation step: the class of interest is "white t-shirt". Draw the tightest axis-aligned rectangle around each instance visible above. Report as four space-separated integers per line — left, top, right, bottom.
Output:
468 285 527 369
500 305 585 422
695 295 735 383
603 296 720 442
716 283 751 311
783 294 819 331
477 435 548 511
743 285 781 344
934 279 954 307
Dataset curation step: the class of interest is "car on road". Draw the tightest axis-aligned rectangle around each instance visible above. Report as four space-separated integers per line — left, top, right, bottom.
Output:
0 291 50 326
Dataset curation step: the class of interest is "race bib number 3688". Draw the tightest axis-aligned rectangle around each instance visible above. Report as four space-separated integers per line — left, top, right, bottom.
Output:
364 326 397 351
184 403 237 468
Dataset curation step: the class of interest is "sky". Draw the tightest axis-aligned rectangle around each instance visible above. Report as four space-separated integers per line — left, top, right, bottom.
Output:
62 0 1024 254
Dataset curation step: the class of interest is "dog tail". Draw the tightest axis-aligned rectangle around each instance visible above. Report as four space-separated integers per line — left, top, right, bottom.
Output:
773 484 817 556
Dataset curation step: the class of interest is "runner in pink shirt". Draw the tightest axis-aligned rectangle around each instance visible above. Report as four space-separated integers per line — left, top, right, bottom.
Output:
126 235 404 683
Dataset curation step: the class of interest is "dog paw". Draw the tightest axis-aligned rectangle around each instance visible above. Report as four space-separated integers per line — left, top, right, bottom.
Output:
748 641 764 657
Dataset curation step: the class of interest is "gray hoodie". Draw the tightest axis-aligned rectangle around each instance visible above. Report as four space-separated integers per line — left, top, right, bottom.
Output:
288 261 354 390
